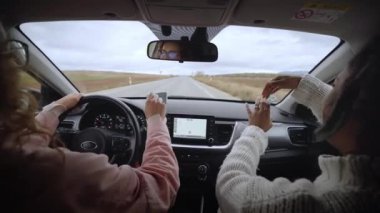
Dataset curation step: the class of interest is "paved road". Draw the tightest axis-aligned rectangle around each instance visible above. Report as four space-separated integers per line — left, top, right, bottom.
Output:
91 76 239 100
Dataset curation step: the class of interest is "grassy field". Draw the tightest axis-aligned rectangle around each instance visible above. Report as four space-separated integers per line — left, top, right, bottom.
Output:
194 73 290 102
64 71 171 93
19 70 291 102
19 71 170 93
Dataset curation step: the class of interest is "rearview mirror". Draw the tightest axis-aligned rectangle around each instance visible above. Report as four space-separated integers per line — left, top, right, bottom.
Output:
147 40 218 62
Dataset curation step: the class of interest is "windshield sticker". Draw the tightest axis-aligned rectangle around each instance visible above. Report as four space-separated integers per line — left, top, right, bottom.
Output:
292 2 350 23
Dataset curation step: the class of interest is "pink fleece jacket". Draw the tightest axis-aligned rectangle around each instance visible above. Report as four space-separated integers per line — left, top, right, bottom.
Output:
21 106 180 212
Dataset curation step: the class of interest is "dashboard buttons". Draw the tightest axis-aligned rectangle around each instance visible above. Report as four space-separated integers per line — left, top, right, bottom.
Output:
197 164 208 182
111 137 130 153
197 164 208 175
125 123 132 131
208 137 214 145
180 154 200 161
136 114 147 129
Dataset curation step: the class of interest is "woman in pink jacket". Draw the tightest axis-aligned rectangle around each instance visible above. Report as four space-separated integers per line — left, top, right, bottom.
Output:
0 26 179 212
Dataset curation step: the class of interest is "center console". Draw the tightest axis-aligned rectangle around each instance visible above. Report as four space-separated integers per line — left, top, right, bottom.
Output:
166 114 235 213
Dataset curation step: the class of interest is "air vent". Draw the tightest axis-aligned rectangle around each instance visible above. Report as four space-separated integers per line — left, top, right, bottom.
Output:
215 123 234 145
58 121 74 130
288 127 309 145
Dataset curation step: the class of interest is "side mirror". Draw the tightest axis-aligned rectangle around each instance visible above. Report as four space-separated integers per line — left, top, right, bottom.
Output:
147 40 218 62
2 40 29 67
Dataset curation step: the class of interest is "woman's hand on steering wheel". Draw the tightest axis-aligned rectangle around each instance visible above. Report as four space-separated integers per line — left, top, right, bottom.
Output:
58 95 142 165
55 93 82 110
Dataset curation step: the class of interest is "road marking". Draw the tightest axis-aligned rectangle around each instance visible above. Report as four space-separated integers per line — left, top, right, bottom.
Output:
192 79 215 98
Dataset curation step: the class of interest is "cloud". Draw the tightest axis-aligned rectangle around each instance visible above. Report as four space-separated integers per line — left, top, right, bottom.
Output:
21 21 340 75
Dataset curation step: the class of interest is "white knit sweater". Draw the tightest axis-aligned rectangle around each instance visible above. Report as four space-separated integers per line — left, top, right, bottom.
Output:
216 75 380 213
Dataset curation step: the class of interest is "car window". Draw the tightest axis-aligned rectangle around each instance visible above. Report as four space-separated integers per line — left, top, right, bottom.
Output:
19 71 42 105
20 71 41 91
21 21 340 103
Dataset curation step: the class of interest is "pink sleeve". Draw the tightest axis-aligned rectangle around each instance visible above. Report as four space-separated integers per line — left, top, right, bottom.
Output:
61 114 180 212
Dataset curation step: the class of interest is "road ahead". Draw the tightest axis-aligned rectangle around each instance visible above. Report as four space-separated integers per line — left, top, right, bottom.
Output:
92 76 239 100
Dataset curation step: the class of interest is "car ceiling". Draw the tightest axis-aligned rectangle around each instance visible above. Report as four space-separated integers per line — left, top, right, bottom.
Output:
1 0 379 49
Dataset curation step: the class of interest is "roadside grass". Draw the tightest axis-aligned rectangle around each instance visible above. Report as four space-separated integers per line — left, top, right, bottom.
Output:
19 70 291 102
194 73 290 102
64 71 171 92
19 70 171 93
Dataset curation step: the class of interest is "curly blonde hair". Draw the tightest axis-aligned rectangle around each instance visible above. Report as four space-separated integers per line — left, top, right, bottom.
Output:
0 54 46 139
0 44 69 212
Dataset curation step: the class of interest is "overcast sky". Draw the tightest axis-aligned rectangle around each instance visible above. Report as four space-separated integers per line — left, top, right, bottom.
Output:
21 21 340 75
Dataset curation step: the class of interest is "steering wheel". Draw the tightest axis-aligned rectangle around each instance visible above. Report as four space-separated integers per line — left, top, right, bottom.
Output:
59 95 142 165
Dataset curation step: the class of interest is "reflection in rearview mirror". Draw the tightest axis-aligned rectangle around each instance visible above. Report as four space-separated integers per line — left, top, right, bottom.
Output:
147 40 218 62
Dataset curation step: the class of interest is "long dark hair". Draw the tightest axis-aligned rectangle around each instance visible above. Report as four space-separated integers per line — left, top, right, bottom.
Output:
315 36 380 156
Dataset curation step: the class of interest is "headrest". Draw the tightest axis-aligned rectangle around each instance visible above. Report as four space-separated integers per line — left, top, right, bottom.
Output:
0 22 8 42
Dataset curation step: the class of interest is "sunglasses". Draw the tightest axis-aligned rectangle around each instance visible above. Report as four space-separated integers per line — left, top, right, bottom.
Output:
0 40 29 67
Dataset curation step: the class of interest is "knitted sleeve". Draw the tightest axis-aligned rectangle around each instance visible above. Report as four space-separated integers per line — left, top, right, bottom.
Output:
292 75 332 122
216 125 320 213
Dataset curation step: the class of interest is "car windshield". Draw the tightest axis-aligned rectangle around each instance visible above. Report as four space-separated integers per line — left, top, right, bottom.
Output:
21 21 340 102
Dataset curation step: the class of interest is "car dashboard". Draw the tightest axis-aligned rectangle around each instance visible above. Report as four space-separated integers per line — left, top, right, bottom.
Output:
59 97 335 213
126 98 333 212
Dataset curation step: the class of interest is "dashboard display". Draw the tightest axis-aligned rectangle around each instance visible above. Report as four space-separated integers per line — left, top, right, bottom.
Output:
93 113 128 131
173 118 207 139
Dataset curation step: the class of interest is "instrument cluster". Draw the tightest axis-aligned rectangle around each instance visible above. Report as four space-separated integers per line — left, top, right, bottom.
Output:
93 113 132 131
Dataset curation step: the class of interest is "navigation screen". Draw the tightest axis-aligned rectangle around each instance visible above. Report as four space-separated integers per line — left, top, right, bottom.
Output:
173 118 207 139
